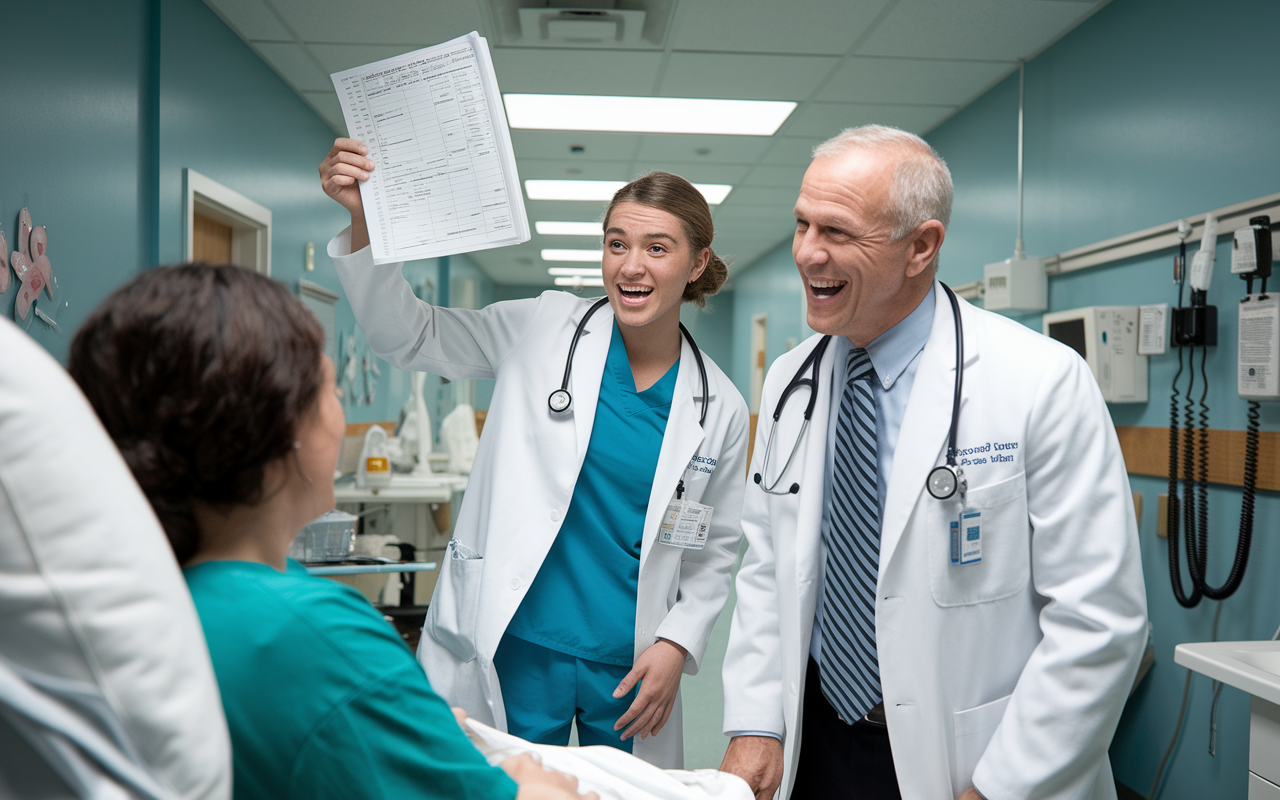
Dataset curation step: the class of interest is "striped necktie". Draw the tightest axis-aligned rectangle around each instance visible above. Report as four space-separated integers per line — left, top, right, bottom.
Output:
819 346 881 723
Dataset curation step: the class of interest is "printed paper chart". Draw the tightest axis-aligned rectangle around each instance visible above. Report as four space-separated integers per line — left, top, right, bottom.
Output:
333 33 529 264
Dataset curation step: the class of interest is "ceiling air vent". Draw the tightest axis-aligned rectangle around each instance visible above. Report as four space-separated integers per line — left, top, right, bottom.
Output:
489 1 673 49
518 7 646 45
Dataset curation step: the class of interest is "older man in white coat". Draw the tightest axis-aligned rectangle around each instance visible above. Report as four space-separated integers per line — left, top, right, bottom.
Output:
718 125 1148 800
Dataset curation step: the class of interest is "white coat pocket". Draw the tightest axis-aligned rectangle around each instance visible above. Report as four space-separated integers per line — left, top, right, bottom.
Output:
950 693 1011 793
928 472 1030 607
425 552 484 663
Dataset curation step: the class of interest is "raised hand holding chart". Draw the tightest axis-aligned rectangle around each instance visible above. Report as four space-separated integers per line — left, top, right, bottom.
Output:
331 32 529 264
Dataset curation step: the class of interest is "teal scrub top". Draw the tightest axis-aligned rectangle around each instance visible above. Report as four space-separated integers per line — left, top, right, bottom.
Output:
506 321 678 666
184 559 516 800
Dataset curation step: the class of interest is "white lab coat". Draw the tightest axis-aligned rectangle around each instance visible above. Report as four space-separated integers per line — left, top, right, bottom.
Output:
723 283 1148 800
330 230 748 768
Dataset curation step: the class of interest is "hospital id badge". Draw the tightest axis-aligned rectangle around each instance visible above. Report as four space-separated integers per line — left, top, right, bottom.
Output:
658 499 713 550
950 509 981 565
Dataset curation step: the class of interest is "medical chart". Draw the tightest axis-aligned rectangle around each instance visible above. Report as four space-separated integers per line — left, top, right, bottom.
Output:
331 32 529 264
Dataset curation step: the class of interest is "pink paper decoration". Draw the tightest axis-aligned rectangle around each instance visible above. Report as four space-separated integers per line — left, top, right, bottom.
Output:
10 208 53 322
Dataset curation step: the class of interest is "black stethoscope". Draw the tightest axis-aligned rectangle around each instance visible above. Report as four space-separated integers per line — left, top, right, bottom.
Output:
753 283 966 501
548 297 710 427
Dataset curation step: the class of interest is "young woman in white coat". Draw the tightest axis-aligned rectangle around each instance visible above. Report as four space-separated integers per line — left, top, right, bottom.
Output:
319 139 748 768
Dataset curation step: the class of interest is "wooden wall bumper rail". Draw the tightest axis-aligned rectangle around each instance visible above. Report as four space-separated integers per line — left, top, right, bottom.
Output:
1115 425 1279 491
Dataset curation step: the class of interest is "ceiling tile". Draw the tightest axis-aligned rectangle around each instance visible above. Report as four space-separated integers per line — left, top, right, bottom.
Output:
722 239 791 270
818 57 1014 105
658 53 837 101
627 162 751 185
783 102 956 137
714 208 794 229
669 0 895 55
491 49 663 95
522 199 613 221
634 134 773 165
855 0 1100 61
516 159 633 181
307 43 423 74
252 42 331 92
270 0 487 45
722 186 801 206
302 91 347 135
741 163 809 189
761 136 820 165
204 0 292 41
509 130 640 161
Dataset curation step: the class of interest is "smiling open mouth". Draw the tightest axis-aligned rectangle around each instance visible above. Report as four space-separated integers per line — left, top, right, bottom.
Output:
619 284 654 299
809 280 846 299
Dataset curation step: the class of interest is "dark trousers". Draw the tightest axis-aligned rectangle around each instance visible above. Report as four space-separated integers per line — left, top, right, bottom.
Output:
789 657 902 800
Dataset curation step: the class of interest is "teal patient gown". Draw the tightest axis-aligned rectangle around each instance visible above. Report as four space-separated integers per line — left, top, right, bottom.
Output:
185 560 516 800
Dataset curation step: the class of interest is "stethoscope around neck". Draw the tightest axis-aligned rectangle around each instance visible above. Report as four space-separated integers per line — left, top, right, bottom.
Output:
753 282 967 502
548 296 710 427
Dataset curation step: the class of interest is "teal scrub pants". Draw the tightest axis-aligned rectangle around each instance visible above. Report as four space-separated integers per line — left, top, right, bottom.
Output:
493 633 637 752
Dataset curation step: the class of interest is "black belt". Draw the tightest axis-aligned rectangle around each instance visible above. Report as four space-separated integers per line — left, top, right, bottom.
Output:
860 701 887 729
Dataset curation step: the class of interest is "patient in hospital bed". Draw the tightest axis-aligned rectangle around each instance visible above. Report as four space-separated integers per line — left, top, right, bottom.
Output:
68 263 592 800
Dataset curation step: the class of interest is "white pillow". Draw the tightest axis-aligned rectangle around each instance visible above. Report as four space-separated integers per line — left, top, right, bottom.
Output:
0 318 230 799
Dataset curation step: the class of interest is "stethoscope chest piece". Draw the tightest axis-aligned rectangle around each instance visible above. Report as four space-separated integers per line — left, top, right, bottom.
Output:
548 389 571 413
927 464 965 501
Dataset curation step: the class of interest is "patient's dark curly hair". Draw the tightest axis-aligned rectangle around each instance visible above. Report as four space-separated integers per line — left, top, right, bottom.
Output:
69 263 325 563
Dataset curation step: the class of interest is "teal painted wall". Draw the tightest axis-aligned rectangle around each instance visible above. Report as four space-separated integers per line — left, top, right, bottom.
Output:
927 1 1280 796
0 0 503 428
681 290 736 377
713 0 1280 796
0 0 152 362
155 0 408 423
726 239 809 398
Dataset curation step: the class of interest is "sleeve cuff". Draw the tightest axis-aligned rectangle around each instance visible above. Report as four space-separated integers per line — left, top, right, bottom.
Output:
727 730 783 741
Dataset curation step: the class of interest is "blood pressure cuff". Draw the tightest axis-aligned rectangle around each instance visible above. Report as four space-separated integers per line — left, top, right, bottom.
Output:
464 718 753 800
0 318 231 799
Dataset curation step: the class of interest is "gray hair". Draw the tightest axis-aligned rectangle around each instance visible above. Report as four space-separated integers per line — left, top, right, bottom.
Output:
812 125 953 240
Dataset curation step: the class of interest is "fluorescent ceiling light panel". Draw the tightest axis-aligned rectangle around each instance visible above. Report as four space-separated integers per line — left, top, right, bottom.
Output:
548 267 603 277
504 94 796 136
526 180 732 205
542 248 603 262
555 276 605 287
536 221 605 236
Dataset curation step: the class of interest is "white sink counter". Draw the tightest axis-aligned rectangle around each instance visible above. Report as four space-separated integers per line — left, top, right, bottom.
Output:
334 472 468 504
1175 640 1280 706
1175 640 1280 796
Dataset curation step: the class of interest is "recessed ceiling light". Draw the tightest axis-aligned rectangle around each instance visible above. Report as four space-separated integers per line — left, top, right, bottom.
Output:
504 94 796 136
542 248 603 262
548 267 602 277
526 180 732 205
555 276 605 288
536 221 604 237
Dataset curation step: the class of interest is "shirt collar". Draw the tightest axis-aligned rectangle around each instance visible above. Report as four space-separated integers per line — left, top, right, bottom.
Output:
862 283 935 391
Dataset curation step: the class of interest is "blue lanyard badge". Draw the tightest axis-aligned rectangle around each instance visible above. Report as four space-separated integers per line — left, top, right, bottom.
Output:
950 510 982 566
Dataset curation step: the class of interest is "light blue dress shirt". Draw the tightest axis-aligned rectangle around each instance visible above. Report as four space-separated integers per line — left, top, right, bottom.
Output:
810 284 935 664
731 286 935 741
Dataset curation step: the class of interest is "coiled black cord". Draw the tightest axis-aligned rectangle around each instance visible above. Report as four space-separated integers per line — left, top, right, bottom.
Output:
1177 346 1259 601
1182 347 1202 597
1192 347 1210 580
1192 400 1259 599
1166 346 1201 608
